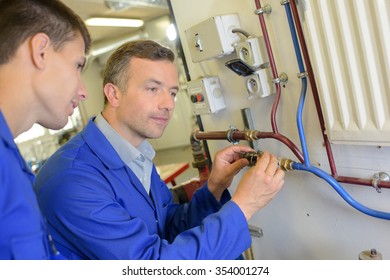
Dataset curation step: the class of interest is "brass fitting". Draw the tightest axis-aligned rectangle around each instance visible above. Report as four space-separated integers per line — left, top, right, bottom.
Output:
279 158 294 171
240 150 295 171
244 130 259 142
240 151 264 166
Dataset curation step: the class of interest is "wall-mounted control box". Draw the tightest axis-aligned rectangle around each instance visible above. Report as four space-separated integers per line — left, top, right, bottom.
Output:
187 76 226 115
185 14 241 63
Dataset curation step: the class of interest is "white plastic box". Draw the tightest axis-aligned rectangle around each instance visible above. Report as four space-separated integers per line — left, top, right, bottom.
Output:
187 76 226 115
185 14 241 63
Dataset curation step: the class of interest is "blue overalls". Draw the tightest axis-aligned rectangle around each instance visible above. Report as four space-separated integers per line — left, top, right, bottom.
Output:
0 111 63 259
34 118 251 259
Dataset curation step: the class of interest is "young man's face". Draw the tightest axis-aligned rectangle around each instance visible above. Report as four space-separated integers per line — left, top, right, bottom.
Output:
36 33 88 130
115 57 179 147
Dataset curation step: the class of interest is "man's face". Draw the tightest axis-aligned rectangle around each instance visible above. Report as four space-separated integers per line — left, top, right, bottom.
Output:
35 33 88 130
116 57 179 147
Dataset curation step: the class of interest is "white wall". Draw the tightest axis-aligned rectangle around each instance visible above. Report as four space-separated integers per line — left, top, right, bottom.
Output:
170 0 390 259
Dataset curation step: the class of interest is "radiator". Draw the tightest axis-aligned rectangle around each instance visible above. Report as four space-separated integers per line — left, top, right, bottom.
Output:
301 0 390 146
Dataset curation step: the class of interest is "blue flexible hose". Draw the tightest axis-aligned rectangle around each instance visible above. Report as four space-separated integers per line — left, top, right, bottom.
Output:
284 3 310 166
292 162 390 220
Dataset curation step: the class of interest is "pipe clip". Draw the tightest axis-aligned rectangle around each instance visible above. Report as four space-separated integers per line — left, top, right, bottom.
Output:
272 72 288 85
372 172 390 193
280 0 290 5
227 126 239 144
254 4 272 15
297 71 308 79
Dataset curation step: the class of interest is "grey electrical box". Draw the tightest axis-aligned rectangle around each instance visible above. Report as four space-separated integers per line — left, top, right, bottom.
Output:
187 76 226 115
185 14 241 63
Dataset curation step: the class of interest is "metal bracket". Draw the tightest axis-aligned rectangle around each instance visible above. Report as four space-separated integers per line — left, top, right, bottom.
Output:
297 71 308 79
272 72 289 85
372 172 390 193
249 224 263 238
227 125 239 144
254 4 272 15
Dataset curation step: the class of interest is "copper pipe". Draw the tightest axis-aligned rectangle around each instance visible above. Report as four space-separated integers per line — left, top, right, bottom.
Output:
193 131 390 189
194 130 304 163
255 0 281 134
334 176 390 190
254 0 304 165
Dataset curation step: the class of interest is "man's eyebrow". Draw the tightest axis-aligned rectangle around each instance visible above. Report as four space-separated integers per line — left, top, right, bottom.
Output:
170 85 180 91
147 79 179 91
80 57 87 71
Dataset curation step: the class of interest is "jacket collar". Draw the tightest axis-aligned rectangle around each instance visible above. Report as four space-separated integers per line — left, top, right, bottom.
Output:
80 117 155 209
0 111 16 149
0 111 35 178
81 117 126 170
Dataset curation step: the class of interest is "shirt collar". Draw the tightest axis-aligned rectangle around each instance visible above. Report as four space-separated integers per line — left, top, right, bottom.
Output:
94 113 155 166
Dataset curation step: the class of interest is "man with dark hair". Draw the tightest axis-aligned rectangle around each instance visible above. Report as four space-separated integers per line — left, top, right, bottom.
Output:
0 0 91 259
35 40 285 259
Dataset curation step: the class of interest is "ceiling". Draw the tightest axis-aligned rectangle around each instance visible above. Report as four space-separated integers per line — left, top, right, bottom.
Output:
61 0 170 43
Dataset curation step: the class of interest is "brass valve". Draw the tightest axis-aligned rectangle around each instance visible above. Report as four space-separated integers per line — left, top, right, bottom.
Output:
240 151 295 171
240 151 264 167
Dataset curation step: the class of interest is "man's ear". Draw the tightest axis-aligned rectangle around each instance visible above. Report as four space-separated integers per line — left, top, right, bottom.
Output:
30 33 50 69
104 83 121 108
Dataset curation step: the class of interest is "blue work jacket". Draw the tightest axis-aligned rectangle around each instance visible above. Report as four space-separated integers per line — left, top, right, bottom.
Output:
34 118 251 259
0 112 60 259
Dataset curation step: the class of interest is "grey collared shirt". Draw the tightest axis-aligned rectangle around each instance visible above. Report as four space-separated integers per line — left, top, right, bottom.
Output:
94 113 155 194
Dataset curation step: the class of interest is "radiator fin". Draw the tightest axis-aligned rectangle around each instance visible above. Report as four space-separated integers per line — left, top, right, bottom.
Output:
302 0 390 145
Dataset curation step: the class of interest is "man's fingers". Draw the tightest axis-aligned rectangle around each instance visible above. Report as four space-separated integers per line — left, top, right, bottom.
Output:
265 158 279 176
229 158 250 175
253 151 271 172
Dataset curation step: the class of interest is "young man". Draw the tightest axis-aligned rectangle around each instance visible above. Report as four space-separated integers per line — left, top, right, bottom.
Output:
35 40 285 259
0 0 91 259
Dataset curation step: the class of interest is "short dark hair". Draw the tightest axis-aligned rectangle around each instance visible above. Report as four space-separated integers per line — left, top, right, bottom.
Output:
102 40 175 102
0 0 91 64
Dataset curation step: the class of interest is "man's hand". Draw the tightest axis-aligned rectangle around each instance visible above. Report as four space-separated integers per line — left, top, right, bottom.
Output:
208 145 254 201
231 151 285 220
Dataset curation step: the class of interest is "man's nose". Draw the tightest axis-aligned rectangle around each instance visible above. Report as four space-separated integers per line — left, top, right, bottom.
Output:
78 81 88 100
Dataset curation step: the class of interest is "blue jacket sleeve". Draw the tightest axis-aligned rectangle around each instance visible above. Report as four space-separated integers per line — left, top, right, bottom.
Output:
36 164 251 260
164 182 232 242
